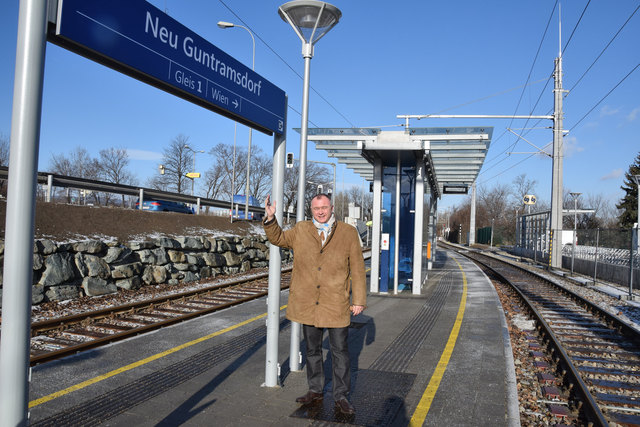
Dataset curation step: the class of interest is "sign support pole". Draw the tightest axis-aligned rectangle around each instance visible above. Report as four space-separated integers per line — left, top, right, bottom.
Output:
0 0 48 425
264 99 287 387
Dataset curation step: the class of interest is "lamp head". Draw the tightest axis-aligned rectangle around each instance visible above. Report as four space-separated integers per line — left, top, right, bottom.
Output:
217 21 234 29
278 0 341 46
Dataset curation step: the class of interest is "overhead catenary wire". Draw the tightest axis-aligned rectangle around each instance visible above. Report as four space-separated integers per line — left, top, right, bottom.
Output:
569 61 640 132
217 0 356 128
566 2 640 96
482 0 620 185
561 0 591 55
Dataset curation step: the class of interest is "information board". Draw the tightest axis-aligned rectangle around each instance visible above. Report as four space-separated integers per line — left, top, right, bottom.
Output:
52 0 286 135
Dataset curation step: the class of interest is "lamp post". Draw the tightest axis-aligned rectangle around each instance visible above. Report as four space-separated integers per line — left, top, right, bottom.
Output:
230 125 237 223
570 192 581 275
515 207 520 248
184 145 204 197
490 218 494 248
279 0 341 372
217 21 255 221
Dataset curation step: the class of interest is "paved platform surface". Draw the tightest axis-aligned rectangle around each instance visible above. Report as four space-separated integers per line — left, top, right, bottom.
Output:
28 248 519 426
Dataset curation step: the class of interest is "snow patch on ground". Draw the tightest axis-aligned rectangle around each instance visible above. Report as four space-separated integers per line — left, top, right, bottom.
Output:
511 314 536 331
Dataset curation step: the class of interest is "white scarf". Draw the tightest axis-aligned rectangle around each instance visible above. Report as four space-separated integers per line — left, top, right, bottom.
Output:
313 214 335 244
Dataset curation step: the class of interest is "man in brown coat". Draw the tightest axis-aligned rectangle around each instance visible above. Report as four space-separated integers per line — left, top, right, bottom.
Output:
263 193 366 416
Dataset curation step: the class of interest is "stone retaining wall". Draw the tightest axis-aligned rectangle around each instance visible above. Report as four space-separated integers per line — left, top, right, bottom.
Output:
0 235 289 306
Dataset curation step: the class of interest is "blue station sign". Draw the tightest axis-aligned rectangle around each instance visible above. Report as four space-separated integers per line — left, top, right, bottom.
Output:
52 0 286 135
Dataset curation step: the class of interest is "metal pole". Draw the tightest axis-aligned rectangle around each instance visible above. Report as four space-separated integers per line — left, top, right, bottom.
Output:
594 228 599 284
243 26 256 222
230 122 237 223
572 197 577 274
370 159 382 293
291 45 312 372
550 51 565 268
515 208 519 248
1 0 47 424
264 101 287 387
46 174 52 202
139 188 144 210
490 218 494 248
469 182 476 245
332 163 336 200
629 227 635 299
393 153 400 294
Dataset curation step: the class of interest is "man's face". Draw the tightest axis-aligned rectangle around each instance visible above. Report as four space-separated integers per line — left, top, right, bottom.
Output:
311 196 333 224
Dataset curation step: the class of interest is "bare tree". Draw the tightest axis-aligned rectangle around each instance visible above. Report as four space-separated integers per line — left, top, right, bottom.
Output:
146 173 170 192
204 143 247 201
0 133 9 166
248 146 272 202
160 134 193 194
511 173 537 210
0 133 10 196
98 147 137 206
49 147 100 203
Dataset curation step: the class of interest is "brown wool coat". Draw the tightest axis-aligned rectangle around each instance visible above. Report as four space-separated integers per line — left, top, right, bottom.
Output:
263 218 366 328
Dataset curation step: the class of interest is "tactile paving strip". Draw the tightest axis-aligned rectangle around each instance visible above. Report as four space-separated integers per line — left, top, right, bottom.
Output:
31 320 288 427
369 272 453 372
292 267 456 425
290 369 416 426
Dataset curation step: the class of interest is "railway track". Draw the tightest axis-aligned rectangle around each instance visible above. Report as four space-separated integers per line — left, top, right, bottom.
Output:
450 245 640 426
28 269 292 366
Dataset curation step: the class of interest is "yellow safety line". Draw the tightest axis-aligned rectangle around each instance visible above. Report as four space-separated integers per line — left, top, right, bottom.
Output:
409 257 468 426
29 305 287 408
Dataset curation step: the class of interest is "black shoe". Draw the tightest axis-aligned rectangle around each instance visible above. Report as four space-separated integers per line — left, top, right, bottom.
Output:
334 398 355 416
296 391 323 404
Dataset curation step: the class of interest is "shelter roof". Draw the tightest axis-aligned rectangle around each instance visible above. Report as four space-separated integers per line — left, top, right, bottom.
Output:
302 126 493 198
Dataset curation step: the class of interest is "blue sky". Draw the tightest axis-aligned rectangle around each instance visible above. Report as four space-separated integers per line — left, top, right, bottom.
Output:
1 1 638 212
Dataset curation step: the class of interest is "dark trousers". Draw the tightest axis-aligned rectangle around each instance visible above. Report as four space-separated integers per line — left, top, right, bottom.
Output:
302 324 350 400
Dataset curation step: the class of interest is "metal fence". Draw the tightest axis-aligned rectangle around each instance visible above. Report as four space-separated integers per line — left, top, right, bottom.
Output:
563 228 639 269
0 166 265 217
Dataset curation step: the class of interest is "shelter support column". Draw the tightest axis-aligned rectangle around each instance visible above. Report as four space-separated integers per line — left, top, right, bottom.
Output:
469 182 476 245
429 197 437 270
393 154 401 294
413 161 424 295
370 159 382 293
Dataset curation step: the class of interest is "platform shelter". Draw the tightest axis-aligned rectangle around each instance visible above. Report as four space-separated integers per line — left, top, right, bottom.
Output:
307 127 492 295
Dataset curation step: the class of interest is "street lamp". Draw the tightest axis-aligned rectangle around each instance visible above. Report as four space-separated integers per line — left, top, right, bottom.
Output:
569 192 581 275
217 21 255 221
279 0 341 372
184 144 204 196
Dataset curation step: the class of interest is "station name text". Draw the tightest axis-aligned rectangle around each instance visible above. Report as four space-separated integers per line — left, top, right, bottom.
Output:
145 12 262 96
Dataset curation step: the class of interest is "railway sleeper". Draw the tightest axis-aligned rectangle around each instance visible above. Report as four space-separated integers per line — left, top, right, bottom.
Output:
573 355 640 366
595 392 640 407
590 378 640 391
578 365 640 378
